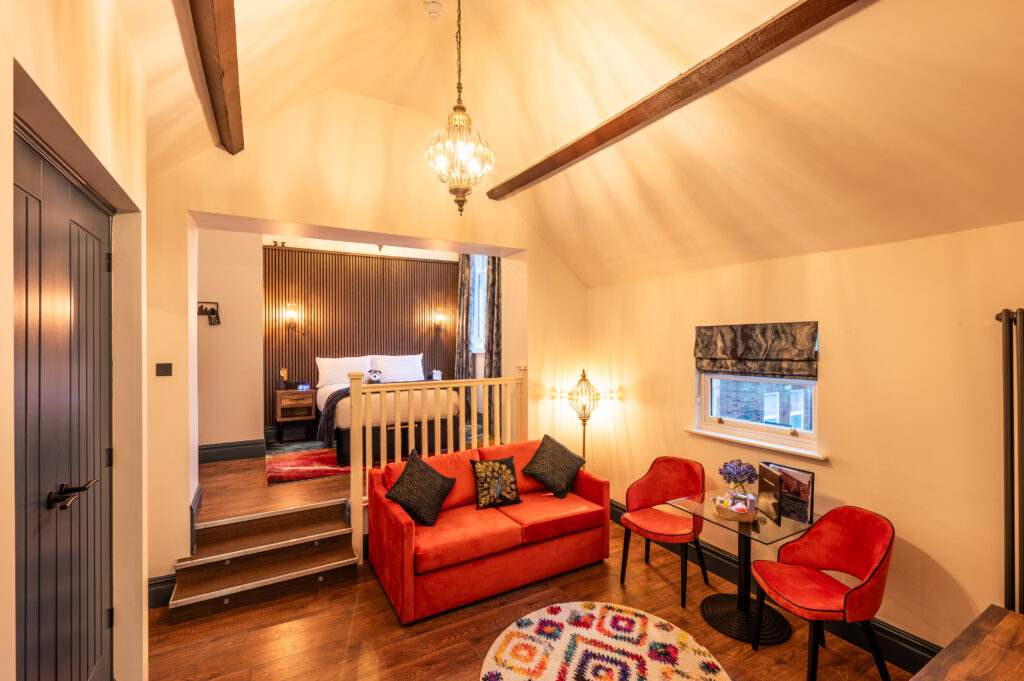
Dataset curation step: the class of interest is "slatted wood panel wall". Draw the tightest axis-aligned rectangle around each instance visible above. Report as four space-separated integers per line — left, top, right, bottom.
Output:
263 246 458 428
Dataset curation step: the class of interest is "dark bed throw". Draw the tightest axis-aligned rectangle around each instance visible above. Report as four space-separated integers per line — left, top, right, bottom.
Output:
322 381 455 467
316 386 351 446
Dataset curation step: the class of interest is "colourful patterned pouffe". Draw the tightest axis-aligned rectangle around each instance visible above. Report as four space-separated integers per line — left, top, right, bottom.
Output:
480 602 731 681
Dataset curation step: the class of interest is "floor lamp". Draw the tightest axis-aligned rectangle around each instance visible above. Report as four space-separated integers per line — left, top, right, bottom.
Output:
568 369 600 460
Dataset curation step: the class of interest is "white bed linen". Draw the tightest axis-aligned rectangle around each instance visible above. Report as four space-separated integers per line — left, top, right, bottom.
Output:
317 383 462 430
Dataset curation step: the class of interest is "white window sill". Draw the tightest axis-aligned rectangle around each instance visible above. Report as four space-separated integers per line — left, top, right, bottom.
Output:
686 428 829 462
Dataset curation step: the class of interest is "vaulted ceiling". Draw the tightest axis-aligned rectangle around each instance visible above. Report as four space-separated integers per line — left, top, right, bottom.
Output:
117 0 1024 286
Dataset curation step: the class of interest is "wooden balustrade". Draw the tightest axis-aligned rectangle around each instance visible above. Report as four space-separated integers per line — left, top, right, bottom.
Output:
347 365 528 562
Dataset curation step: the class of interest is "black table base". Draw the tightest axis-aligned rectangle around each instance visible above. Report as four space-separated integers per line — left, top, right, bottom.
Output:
700 593 791 645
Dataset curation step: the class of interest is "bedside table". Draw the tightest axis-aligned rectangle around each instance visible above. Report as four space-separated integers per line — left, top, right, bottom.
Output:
274 389 316 442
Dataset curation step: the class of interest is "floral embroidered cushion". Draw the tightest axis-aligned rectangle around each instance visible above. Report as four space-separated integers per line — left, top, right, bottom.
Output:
471 456 522 509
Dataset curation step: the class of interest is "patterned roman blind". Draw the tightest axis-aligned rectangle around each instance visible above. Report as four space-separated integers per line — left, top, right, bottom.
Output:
694 321 818 379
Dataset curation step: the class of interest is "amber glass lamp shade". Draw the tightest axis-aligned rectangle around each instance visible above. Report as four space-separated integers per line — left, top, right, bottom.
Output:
425 105 495 215
568 370 600 424
568 369 600 460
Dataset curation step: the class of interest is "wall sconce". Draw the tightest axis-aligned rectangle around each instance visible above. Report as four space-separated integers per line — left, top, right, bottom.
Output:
567 369 601 461
433 308 446 334
197 301 220 326
284 303 300 332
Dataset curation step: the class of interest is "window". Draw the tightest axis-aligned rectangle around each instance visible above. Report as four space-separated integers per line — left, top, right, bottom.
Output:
763 392 780 424
469 254 488 353
790 390 805 431
697 373 818 452
691 321 821 457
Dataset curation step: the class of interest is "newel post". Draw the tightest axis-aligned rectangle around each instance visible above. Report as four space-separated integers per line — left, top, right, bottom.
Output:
517 364 529 441
348 371 364 563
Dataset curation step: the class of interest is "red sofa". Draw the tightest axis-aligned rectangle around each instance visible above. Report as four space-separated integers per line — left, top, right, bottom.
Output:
369 440 610 623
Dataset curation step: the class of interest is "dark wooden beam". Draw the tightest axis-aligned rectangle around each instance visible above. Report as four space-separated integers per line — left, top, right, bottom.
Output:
189 0 244 154
487 0 859 200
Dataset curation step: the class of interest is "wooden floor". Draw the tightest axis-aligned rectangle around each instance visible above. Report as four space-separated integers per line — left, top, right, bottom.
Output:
198 458 350 523
149 521 912 681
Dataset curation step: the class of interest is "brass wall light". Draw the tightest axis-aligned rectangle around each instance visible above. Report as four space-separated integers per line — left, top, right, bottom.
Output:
284 303 300 332
567 369 601 461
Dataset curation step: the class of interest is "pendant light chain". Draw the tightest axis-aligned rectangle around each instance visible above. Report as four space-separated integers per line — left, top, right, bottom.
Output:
424 0 494 215
455 0 463 104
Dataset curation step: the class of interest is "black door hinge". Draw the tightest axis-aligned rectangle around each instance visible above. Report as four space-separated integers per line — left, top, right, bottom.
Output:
105 447 113 468
106 253 112 273
107 607 113 628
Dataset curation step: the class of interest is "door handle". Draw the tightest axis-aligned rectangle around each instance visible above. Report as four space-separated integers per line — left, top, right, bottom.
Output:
46 479 97 511
60 479 98 494
47 489 79 510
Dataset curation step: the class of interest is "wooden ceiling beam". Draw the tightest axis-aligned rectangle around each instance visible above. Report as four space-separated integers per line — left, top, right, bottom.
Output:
487 0 859 201
189 0 244 154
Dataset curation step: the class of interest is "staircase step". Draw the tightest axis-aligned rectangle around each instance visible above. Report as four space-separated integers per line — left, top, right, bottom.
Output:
169 535 356 610
180 510 350 569
195 497 347 545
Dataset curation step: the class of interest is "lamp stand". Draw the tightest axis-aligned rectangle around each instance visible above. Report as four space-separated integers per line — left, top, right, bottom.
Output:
580 418 588 462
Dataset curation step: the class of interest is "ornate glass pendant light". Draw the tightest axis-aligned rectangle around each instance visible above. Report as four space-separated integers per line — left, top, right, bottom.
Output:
425 0 494 215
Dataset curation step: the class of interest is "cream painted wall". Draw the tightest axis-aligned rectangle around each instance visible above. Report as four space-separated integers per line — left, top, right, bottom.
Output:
197 229 264 445
0 1 149 679
502 255 529 377
0 59 15 681
583 220 1024 647
146 88 588 577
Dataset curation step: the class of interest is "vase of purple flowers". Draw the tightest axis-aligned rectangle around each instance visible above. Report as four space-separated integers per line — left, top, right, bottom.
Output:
719 459 758 495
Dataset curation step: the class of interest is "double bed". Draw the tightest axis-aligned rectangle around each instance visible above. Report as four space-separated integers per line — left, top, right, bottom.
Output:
313 353 462 466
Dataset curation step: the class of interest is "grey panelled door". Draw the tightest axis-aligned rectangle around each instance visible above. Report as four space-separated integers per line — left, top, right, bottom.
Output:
14 135 112 681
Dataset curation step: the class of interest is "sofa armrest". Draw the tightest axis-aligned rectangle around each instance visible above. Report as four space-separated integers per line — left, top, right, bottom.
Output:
573 468 611 559
368 469 416 623
573 468 610 509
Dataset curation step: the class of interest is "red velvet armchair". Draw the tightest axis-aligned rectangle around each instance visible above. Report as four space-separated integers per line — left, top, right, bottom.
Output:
619 456 709 607
752 505 895 681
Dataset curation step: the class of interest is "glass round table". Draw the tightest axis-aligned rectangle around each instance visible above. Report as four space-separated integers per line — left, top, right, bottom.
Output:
667 487 818 645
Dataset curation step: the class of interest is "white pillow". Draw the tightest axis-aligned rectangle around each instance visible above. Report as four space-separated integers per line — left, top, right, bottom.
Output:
315 356 373 389
372 354 425 383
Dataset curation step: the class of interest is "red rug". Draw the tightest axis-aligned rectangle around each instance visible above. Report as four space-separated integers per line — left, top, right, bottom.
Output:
265 448 349 485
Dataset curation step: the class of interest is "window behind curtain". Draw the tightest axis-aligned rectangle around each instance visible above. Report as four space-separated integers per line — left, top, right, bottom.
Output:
694 321 819 451
469 254 488 353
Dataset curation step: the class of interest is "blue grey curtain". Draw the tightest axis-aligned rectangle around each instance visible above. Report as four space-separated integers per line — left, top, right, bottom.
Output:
484 257 501 434
694 321 818 379
484 256 501 379
454 254 473 381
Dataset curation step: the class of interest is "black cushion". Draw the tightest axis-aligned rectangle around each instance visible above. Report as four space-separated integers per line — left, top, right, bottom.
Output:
522 435 585 498
471 456 522 509
384 451 455 526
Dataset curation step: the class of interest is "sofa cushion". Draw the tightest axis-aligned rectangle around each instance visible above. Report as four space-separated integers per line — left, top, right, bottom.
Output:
522 435 585 498
478 440 545 494
414 505 523 573
497 491 605 544
384 448 480 510
471 457 522 509
384 452 455 526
